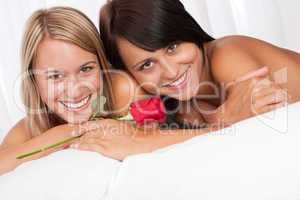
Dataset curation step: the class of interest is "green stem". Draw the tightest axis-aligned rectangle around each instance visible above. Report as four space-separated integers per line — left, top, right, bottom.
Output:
16 135 82 159
16 113 133 159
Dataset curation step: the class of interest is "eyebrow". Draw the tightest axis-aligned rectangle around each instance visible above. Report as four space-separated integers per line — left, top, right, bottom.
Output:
44 69 61 74
44 61 97 74
79 61 97 68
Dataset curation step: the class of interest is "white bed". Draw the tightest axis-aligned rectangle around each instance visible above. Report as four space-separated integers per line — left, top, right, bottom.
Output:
1 102 299 200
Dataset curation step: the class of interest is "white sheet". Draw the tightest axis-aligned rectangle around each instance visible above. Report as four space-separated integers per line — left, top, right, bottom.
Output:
0 151 120 200
108 103 300 200
0 103 300 200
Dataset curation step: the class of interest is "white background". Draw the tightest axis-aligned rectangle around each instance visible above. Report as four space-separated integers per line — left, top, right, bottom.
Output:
0 0 300 139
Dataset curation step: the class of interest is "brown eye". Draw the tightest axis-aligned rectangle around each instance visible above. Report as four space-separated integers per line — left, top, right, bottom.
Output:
139 60 154 71
167 43 179 54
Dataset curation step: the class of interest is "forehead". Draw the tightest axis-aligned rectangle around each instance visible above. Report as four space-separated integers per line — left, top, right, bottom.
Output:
116 37 157 64
34 37 97 71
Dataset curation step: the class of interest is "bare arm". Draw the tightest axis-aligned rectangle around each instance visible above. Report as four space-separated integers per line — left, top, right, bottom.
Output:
69 118 219 161
0 121 78 175
206 36 288 124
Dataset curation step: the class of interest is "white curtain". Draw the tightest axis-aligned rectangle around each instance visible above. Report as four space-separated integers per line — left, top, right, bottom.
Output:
183 0 300 50
0 0 299 139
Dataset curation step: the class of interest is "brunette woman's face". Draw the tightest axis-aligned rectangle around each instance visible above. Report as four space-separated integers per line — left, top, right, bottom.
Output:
117 38 204 101
34 38 101 124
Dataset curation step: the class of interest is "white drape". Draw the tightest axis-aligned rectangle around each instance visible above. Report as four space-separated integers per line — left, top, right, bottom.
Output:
0 0 299 139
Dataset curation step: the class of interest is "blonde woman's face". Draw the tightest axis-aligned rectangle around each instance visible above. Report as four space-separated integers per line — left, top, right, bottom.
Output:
34 38 101 124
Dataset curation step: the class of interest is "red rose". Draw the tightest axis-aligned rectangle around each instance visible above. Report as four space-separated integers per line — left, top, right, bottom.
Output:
130 96 167 125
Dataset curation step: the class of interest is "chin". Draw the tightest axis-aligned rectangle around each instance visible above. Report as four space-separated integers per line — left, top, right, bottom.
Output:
60 113 91 124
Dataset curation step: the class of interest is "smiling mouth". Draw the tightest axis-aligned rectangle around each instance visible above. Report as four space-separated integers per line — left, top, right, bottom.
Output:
59 94 92 111
162 67 190 88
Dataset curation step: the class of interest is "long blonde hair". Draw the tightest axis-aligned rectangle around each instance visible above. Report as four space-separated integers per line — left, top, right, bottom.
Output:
21 7 114 137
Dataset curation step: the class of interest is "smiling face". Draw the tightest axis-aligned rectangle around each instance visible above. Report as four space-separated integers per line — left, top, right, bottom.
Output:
34 37 101 124
116 38 205 101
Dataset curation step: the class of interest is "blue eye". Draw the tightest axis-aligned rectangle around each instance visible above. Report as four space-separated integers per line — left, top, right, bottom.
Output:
80 66 94 73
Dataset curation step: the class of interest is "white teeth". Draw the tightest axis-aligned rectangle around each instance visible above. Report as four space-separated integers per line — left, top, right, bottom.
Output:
168 71 187 87
60 95 90 110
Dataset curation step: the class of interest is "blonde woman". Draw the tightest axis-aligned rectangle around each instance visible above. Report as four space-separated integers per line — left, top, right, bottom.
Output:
0 6 145 175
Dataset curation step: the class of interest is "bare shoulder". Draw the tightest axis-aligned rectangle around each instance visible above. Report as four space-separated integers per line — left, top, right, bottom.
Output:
207 35 273 83
110 71 147 115
207 35 300 84
0 118 32 149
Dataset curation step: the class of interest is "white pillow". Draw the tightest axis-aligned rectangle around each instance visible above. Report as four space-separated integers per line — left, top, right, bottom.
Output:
0 150 120 200
1 103 300 200
107 103 300 200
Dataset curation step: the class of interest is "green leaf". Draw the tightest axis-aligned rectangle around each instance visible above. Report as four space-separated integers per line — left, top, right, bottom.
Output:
90 92 107 120
116 113 133 121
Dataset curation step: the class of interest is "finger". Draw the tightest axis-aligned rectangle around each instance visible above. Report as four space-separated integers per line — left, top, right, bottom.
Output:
237 67 269 83
253 86 282 100
258 102 287 114
70 142 106 154
70 122 99 137
253 90 287 108
229 73 268 96
72 120 109 137
252 82 276 94
82 120 103 131
226 67 269 88
84 129 106 139
79 136 107 145
249 75 272 88
77 133 104 145
251 78 275 93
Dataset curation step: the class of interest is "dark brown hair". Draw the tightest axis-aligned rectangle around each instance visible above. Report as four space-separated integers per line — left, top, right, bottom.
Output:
99 0 214 123
99 0 214 69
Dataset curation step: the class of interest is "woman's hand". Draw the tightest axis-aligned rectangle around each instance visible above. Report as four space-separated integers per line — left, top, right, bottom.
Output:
215 67 288 125
70 119 155 161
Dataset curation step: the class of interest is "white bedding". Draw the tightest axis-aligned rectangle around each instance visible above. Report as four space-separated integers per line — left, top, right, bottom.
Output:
0 102 300 200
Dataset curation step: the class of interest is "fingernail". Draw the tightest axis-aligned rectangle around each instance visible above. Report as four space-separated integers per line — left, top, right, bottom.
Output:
70 143 79 149
261 66 268 71
71 130 80 137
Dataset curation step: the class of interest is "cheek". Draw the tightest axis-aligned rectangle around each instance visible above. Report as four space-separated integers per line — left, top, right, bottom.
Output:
38 81 63 111
81 74 101 93
178 45 199 64
87 68 101 90
133 72 160 94
36 78 56 104
182 46 203 82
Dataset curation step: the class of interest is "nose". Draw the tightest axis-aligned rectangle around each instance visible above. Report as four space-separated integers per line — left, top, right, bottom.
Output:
161 58 179 80
64 76 90 100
